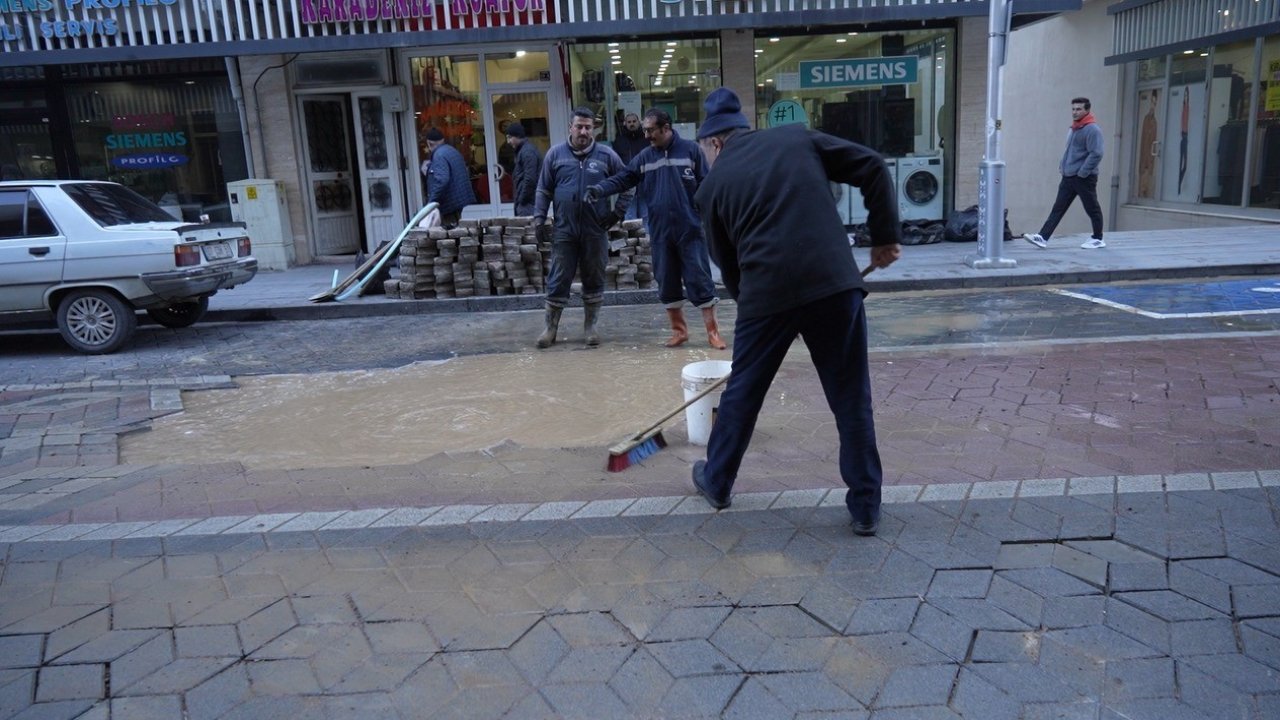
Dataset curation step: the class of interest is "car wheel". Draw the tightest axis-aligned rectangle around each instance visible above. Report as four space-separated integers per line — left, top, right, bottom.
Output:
56 289 137 354
146 297 209 328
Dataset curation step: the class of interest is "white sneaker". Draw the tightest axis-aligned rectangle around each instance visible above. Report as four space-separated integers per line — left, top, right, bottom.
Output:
1023 233 1048 249
1080 238 1106 249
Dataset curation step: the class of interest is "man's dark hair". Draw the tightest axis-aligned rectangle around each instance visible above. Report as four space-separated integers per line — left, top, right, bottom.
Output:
572 107 596 122
643 108 672 128
1072 97 1091 110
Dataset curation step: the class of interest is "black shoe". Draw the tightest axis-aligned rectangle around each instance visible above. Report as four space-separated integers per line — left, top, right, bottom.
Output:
692 461 730 510
851 519 878 537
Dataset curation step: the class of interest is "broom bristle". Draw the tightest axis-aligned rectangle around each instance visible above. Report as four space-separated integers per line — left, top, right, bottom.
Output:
606 430 668 472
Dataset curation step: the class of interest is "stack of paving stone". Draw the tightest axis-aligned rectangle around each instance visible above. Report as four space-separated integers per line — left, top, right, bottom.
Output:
385 217 653 298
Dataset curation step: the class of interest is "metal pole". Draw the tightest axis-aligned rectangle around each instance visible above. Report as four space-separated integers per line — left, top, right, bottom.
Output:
967 0 1017 269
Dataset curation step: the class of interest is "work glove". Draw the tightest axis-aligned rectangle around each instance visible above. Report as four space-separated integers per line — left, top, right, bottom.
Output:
583 185 602 203
535 223 552 245
599 211 621 229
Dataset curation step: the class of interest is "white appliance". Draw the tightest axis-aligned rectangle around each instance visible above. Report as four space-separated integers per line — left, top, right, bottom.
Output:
897 155 944 222
227 179 295 270
835 158 897 227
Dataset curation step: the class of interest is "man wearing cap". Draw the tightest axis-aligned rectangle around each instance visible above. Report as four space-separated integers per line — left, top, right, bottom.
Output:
585 109 726 350
532 107 630 348
505 122 540 217
423 127 477 226
689 87 902 538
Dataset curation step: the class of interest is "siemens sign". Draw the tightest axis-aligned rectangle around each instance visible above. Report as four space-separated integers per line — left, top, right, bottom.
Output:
798 56 917 89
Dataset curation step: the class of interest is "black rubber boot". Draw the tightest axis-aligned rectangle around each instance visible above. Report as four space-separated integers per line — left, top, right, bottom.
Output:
583 303 601 346
536 305 562 349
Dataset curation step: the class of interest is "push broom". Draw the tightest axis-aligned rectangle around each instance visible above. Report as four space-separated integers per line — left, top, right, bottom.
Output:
606 264 877 472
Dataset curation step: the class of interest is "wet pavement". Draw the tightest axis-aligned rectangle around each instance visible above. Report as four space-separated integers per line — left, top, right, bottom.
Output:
1 275 1279 719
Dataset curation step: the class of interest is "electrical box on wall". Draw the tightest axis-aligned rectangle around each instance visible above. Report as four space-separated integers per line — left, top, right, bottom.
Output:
381 86 408 112
227 180 296 270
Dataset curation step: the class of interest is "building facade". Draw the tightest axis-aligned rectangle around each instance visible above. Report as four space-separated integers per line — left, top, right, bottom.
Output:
1002 0 1279 237
3 0 1078 267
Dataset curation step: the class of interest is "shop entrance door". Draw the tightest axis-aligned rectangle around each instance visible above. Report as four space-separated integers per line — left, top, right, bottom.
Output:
483 88 551 214
352 92 406 249
299 95 360 255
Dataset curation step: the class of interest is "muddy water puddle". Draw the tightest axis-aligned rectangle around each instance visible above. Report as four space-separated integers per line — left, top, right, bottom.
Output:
123 346 760 470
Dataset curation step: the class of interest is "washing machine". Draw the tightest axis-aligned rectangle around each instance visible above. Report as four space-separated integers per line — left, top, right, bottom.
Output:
897 155 944 222
836 158 897 227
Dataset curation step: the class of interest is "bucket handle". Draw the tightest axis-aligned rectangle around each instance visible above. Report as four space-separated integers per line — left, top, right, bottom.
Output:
631 371 731 441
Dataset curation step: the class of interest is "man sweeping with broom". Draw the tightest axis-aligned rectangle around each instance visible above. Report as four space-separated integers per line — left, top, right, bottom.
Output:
689 88 901 537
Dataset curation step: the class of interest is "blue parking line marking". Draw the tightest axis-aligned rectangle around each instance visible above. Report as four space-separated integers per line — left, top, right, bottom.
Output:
1051 278 1280 319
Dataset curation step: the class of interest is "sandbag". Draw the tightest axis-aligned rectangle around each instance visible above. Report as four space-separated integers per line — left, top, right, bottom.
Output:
944 206 1015 242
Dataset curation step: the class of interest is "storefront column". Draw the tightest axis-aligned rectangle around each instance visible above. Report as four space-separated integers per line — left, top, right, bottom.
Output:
954 16 988 211
239 55 312 265
720 29 757 123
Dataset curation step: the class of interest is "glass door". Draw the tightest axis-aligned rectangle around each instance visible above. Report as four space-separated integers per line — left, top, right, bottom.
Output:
485 89 551 213
299 95 360 255
352 92 405 248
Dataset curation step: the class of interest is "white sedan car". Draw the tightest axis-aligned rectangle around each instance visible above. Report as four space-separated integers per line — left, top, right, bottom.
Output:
0 180 257 354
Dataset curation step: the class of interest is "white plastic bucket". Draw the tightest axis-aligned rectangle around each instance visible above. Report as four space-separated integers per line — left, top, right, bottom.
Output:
681 360 732 446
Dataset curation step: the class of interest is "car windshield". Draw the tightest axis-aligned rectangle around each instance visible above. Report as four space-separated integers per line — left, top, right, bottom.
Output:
62 183 176 227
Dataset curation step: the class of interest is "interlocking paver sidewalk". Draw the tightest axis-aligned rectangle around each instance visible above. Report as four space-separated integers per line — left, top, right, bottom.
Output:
1 484 1277 719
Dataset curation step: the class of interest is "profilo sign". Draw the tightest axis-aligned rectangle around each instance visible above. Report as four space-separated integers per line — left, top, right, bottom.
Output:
798 56 918 89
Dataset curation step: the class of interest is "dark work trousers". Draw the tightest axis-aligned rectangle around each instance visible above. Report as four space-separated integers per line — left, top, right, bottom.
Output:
652 227 718 309
703 289 883 523
545 232 607 308
1038 174 1104 241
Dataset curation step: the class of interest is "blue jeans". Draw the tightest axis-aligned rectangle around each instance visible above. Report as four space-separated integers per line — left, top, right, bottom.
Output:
653 227 717 308
546 232 607 307
703 290 883 523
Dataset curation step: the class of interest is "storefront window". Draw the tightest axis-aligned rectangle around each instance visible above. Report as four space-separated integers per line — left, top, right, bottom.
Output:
755 29 953 225
0 86 55 180
410 55 483 202
1160 50 1209 203
62 77 247 221
1251 35 1280 210
1203 41 1255 206
567 39 721 144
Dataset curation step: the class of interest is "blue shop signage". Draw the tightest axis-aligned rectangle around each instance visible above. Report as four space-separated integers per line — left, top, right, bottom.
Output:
0 0 177 41
111 152 190 169
798 56 918 89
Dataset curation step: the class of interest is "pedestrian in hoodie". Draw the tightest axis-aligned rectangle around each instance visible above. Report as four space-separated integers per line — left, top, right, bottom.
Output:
1024 97 1106 250
613 113 648 220
586 109 727 350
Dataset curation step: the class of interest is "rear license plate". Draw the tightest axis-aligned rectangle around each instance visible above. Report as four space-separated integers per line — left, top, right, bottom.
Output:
201 242 233 261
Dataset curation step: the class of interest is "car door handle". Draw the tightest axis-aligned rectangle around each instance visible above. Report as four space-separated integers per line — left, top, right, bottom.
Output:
28 246 50 257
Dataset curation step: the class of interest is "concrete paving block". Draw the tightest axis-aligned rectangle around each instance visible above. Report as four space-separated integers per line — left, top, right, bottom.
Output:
571 498 636 519
1259 469 1280 487
656 674 744 717
1210 471 1259 490
521 501 586 521
469 503 536 523
75 522 156 542
1169 619 1239 656
722 677 791 720
755 670 859 713
419 504 488 526
972 631 1039 663
845 598 921 635
928 569 994 598
1231 583 1280 618
919 483 970 502
771 488 830 509
318 508 393 530
369 507 440 527
107 633 174 693
1163 473 1212 492
121 518 197 538
27 524 107 542
621 496 682 517
647 638 740 678
881 484 923 504
272 511 345 533
1115 591 1224 622
646 606 733 642
875 663 959 708
723 492 779 512
1040 596 1106 630
173 516 251 537
1180 652 1280 694
994 542 1055 570
36 664 104 702
0 525 60 543
1117 475 1164 494
669 496 716 515
0 635 44 669
175 626 242 658
1067 476 1117 496
110 695 183 720
969 481 1019 500
909 604 973 661
1019 478 1067 497
222 513 299 534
